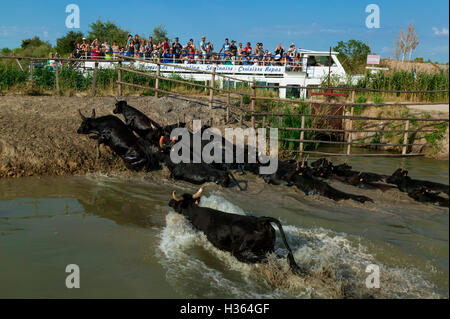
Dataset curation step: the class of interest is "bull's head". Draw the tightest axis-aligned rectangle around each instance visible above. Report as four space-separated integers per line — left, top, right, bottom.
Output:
168 187 203 213
76 109 98 135
386 168 407 185
113 100 127 114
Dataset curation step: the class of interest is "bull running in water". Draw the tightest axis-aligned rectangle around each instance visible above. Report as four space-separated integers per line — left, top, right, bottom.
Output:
169 187 307 275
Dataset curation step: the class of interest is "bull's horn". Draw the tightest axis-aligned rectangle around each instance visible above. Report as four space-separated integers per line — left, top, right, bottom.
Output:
172 191 183 201
159 136 164 148
78 109 86 120
91 109 96 118
192 187 203 199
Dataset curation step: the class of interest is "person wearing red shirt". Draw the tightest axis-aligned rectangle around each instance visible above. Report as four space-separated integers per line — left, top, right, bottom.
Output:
91 45 100 59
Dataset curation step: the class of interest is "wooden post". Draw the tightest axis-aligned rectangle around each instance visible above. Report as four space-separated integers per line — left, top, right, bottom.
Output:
227 79 231 106
240 83 244 109
346 106 354 155
251 83 256 128
209 67 216 110
155 63 160 98
226 79 230 122
30 61 34 82
55 59 60 96
299 115 305 158
15 58 24 71
118 61 122 96
91 62 98 96
402 120 410 155
262 116 266 128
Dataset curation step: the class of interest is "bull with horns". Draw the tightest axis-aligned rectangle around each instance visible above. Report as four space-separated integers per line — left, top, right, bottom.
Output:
169 187 306 275
76 109 161 171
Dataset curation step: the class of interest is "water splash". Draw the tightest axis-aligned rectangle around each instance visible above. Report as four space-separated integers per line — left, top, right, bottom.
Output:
157 194 442 298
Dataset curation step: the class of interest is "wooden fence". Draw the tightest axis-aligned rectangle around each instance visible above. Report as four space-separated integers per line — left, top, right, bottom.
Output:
1 55 449 158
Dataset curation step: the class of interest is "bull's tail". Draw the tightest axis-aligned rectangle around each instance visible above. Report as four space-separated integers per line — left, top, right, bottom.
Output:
259 217 307 276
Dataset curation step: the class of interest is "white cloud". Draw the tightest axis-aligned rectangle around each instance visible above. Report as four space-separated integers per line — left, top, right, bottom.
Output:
432 27 449 36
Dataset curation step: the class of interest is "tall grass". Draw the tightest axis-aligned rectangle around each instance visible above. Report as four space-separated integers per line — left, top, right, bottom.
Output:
267 102 326 151
0 62 208 96
355 70 449 102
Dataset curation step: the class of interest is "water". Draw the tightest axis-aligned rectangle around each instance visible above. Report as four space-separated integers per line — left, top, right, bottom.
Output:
0 155 448 298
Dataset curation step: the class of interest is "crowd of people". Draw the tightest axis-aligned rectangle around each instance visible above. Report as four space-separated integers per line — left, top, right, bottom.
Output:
72 34 305 69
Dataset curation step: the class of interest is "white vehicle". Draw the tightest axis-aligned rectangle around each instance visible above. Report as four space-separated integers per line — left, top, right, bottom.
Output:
81 48 350 99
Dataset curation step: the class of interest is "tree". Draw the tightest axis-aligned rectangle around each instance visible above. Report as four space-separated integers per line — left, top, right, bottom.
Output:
394 36 401 60
333 40 371 74
152 25 168 43
88 19 129 47
56 31 84 56
406 24 419 61
19 36 52 57
397 24 419 62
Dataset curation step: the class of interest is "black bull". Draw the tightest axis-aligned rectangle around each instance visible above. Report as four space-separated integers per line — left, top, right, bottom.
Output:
169 188 306 275
76 111 160 171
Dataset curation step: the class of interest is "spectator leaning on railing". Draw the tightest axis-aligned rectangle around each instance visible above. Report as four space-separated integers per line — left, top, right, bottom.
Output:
70 33 304 69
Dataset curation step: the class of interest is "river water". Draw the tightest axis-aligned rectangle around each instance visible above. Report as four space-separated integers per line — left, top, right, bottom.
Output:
0 153 448 298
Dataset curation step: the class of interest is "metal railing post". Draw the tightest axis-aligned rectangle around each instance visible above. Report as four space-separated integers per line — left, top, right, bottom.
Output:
155 63 160 98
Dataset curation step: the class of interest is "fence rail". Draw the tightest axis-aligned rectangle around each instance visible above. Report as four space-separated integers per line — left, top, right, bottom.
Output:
1 55 448 158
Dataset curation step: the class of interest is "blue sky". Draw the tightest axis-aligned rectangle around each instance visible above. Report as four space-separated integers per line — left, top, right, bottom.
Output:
0 0 448 62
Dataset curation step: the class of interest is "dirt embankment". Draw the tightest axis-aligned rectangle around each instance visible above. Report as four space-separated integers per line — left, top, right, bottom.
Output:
381 58 449 73
345 105 449 160
0 95 230 178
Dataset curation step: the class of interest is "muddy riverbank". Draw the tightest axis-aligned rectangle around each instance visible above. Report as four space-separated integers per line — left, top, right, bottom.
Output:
0 96 448 178
0 95 231 178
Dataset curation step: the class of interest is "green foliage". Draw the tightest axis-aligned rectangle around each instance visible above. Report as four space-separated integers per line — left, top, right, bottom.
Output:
33 67 55 89
0 63 29 89
88 19 129 47
355 94 367 103
59 67 91 90
56 31 84 56
424 122 448 150
152 25 168 43
370 132 381 145
383 131 394 139
1 47 12 55
268 103 323 151
373 95 383 104
356 70 449 102
14 36 53 57
333 40 371 74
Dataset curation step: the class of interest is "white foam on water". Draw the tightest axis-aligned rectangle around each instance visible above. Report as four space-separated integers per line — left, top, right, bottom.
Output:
156 194 442 298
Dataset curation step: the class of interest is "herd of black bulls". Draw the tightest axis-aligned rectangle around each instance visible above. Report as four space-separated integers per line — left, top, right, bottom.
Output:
75 100 448 275
76 100 449 208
